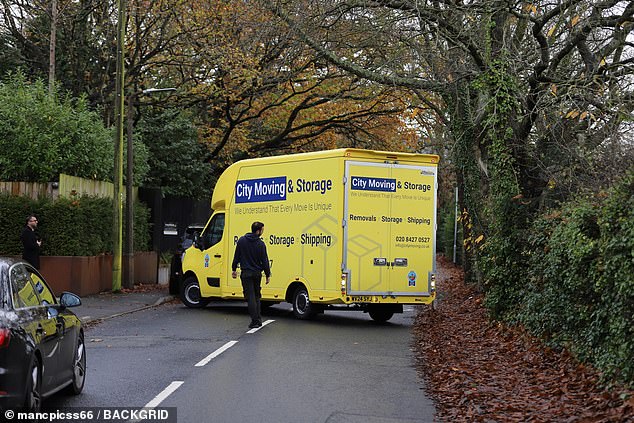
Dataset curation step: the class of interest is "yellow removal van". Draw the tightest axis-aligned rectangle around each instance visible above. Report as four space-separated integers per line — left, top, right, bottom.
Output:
180 148 438 322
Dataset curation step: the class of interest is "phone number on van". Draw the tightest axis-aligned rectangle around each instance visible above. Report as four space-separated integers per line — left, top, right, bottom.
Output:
395 236 430 243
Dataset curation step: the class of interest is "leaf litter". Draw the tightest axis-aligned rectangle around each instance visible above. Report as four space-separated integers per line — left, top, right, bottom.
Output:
412 256 634 422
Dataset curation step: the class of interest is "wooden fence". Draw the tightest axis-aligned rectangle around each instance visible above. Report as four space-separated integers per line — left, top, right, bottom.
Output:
0 174 138 201
0 181 57 199
59 174 115 198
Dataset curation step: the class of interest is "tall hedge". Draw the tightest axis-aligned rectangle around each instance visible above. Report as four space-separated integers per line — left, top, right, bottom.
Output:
0 73 113 182
518 172 634 384
0 194 150 256
0 73 149 185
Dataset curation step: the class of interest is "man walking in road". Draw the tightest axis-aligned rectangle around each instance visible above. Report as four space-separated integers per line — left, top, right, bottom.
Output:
231 221 271 328
21 215 42 269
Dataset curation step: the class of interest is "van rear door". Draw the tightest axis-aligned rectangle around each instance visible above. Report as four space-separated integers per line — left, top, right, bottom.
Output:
344 161 436 297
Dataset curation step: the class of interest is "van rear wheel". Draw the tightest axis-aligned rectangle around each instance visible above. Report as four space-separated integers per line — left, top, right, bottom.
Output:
369 308 394 323
181 276 210 308
292 286 315 320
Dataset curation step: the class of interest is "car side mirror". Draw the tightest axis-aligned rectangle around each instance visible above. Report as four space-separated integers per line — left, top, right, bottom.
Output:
59 292 82 308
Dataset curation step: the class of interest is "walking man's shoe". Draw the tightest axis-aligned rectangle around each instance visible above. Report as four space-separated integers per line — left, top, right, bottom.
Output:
249 321 262 329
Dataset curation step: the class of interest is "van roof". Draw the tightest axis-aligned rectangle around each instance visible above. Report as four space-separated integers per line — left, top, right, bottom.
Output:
231 148 438 166
210 148 439 210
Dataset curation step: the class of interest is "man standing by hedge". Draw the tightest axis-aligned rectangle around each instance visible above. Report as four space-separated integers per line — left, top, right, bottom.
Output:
21 215 42 269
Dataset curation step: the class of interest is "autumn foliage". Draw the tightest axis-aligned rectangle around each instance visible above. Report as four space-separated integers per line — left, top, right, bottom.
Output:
135 0 421 174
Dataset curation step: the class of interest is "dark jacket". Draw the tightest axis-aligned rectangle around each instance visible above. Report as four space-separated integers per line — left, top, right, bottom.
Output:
21 226 40 269
231 232 271 277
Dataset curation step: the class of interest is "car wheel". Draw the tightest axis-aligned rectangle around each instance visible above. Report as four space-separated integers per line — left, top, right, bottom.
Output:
292 286 315 320
25 356 42 411
67 332 86 395
181 276 210 308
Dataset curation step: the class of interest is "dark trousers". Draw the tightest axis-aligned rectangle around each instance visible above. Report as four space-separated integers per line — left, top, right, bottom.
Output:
240 270 262 324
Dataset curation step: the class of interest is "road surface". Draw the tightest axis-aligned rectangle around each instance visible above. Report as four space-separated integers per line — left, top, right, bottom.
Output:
45 301 436 423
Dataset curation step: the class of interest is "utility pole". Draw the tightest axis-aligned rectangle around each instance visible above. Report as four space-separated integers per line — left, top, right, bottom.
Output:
112 0 127 292
48 0 57 95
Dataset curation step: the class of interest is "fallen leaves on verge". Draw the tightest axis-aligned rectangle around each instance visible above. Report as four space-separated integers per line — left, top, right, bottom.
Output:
412 255 634 423
119 283 168 294
94 283 168 296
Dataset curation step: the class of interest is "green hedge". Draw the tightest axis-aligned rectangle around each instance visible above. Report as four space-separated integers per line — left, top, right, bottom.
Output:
0 194 150 256
517 172 634 385
0 73 115 182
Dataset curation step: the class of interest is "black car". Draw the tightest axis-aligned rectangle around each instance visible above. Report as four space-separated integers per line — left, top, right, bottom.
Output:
0 257 85 411
169 224 205 295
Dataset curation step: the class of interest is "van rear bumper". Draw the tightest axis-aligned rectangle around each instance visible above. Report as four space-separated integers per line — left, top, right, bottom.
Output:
308 293 435 306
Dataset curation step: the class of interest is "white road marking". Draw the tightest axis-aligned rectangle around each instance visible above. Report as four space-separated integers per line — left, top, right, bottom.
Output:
194 341 238 367
131 319 275 422
246 319 275 334
127 381 184 423
144 380 184 408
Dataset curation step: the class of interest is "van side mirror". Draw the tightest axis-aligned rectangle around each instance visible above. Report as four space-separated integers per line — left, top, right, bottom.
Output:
193 232 202 250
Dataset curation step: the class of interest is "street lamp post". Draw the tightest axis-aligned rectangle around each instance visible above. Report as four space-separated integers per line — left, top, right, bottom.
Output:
123 87 176 290
124 94 135 289
142 88 178 95
113 0 175 291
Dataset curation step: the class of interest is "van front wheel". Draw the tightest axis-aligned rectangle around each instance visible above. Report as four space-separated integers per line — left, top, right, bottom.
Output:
181 277 210 308
292 286 315 320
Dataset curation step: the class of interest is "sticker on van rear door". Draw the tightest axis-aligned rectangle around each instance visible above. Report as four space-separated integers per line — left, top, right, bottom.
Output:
408 271 417 287
350 176 396 192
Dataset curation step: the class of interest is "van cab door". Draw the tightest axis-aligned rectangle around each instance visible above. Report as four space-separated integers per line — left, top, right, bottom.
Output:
185 213 225 298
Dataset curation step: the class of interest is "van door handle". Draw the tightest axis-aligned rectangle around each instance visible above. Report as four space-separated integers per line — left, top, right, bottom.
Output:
214 254 221 258
373 258 387 266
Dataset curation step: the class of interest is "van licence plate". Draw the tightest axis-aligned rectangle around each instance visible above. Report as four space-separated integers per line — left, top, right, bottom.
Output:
351 296 374 302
